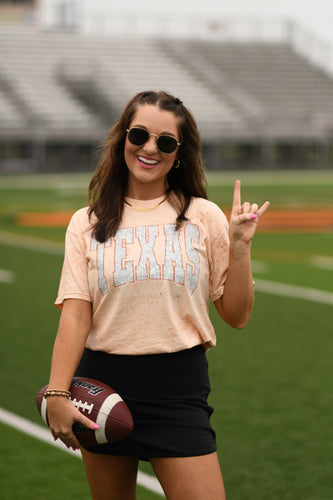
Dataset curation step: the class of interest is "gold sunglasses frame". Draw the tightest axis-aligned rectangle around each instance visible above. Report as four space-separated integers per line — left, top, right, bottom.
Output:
126 127 181 153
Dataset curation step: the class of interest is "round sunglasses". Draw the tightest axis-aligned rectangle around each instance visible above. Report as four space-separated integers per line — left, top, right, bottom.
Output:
126 127 181 154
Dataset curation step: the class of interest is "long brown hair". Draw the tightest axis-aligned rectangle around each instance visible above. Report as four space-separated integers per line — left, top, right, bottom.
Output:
88 90 207 242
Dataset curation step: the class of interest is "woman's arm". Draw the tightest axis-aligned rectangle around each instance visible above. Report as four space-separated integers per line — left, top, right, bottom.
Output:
48 298 92 389
214 239 254 328
46 298 98 449
214 179 269 328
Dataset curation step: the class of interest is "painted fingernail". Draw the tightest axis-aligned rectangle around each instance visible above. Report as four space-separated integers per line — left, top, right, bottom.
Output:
251 214 257 219
93 423 99 429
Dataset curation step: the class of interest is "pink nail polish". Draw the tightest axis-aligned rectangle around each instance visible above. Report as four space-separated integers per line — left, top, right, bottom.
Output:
93 423 99 430
251 214 257 220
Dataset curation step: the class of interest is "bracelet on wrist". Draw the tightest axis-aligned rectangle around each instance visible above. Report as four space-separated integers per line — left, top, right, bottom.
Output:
44 389 71 399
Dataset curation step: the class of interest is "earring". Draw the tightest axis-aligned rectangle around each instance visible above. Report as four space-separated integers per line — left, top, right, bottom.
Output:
173 159 180 169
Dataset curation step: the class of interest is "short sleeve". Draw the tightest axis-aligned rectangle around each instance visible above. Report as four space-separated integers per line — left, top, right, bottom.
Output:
55 210 92 310
206 204 230 302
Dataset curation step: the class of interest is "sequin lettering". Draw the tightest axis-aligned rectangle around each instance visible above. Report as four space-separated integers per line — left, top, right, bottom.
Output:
136 226 161 280
91 235 111 295
92 223 199 294
114 228 134 286
163 224 184 284
185 224 200 293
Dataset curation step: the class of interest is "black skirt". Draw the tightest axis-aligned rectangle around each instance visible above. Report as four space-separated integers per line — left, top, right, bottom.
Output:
75 345 217 461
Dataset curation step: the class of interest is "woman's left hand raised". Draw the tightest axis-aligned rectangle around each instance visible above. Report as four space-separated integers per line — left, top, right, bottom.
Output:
229 179 270 244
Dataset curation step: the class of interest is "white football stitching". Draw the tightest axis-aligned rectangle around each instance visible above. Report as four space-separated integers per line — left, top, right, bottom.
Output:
70 398 94 415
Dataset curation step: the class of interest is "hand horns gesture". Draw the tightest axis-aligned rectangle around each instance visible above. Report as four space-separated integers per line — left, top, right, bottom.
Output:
229 179 270 243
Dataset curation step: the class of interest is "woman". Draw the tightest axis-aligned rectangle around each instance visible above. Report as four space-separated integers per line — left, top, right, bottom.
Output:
46 90 269 499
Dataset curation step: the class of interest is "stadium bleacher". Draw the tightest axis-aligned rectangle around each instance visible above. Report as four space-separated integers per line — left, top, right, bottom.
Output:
1 24 333 170
160 39 333 138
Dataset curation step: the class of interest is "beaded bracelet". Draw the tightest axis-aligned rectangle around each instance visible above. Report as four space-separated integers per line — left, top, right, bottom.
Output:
44 389 71 399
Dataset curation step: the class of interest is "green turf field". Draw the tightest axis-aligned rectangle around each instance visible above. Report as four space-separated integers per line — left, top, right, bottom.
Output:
0 171 332 499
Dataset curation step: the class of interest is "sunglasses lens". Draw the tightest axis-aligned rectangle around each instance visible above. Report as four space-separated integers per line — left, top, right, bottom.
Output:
127 128 179 153
157 135 178 153
128 128 149 146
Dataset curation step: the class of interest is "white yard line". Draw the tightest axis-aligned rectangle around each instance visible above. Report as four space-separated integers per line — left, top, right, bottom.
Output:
0 231 64 255
252 260 270 273
311 255 333 270
0 407 165 497
0 269 15 283
255 279 333 305
206 170 333 186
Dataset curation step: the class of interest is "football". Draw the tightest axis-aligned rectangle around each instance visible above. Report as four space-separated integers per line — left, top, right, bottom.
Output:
36 377 133 449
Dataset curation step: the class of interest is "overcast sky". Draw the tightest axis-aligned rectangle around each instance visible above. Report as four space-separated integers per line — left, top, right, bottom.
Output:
116 0 333 46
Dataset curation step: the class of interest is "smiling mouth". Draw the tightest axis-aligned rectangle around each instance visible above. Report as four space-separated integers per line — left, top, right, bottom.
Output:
138 156 159 166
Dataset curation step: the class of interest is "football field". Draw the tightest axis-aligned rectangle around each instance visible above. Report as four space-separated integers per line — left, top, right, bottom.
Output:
0 171 332 499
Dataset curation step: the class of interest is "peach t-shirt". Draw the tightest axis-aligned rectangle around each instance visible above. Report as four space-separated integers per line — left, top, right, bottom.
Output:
55 196 229 354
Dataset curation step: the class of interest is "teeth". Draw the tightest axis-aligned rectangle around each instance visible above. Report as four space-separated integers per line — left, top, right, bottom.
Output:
138 156 159 165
